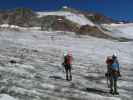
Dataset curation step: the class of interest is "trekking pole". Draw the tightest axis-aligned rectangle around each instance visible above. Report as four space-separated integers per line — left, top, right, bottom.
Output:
61 63 64 72
107 73 110 88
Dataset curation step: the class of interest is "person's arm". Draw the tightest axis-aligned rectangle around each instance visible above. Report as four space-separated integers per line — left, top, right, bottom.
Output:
117 60 120 71
117 61 121 77
61 56 65 66
71 56 73 69
72 56 74 63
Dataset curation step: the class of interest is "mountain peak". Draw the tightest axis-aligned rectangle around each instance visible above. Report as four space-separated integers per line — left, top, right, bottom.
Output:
62 6 68 9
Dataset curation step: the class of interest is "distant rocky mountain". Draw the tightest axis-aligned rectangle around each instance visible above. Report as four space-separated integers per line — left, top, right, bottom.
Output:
84 12 118 24
0 7 118 27
0 8 39 27
60 6 118 24
0 7 132 40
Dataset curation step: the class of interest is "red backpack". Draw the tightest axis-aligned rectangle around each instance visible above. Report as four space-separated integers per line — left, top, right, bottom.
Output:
106 56 113 65
64 55 72 64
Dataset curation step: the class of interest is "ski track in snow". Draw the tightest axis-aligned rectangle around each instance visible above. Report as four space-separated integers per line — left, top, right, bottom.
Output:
0 30 133 100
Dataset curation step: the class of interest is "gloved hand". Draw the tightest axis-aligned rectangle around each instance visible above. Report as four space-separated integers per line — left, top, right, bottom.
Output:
62 62 65 67
105 73 108 77
118 72 122 77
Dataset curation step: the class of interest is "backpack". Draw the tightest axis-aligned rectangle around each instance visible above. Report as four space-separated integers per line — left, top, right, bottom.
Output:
111 62 120 77
111 62 119 71
64 55 72 65
106 56 113 65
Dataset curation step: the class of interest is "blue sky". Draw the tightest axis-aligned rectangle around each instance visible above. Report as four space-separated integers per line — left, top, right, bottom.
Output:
0 0 133 21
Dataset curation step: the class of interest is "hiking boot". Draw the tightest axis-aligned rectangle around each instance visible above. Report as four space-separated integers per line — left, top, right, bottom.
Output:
114 91 119 95
110 89 113 94
111 91 119 95
66 74 68 80
66 77 69 80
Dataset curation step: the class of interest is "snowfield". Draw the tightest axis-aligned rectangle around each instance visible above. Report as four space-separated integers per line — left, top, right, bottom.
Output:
0 94 17 100
0 24 41 30
0 30 133 100
37 11 95 26
101 23 133 39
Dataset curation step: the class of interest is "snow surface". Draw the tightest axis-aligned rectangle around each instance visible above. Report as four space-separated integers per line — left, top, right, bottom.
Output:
0 24 41 30
0 30 133 100
102 23 133 39
0 94 17 100
37 11 95 26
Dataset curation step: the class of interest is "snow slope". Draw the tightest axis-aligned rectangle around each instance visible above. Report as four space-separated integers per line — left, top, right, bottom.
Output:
0 24 41 30
0 94 17 100
0 30 133 100
101 23 133 39
37 11 95 26
37 11 133 40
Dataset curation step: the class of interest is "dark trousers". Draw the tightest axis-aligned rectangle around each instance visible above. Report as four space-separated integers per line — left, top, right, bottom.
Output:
64 64 72 81
110 76 118 93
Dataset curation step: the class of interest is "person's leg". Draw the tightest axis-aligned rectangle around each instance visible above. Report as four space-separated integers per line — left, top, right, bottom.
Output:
69 64 72 80
110 76 113 93
67 64 71 81
114 78 119 94
66 69 69 80
65 65 69 80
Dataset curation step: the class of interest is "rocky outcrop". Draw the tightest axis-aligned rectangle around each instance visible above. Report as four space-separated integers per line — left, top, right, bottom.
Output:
0 8 118 39
0 8 38 27
78 25 113 39
40 15 79 32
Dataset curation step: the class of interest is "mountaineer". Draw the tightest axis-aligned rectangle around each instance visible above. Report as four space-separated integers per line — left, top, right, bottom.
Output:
105 54 121 95
62 51 73 81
